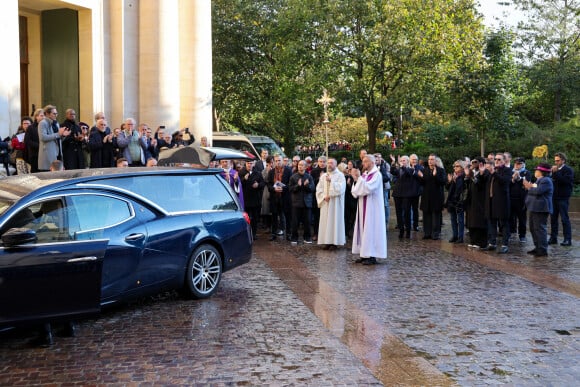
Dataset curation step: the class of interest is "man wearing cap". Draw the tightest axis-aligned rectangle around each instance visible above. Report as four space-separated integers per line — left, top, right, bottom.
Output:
549 152 574 246
523 163 553 256
510 157 532 243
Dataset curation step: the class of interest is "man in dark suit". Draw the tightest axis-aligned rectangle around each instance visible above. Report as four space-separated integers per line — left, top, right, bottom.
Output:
483 153 512 253
549 152 574 246
254 148 269 173
267 155 292 240
418 154 446 240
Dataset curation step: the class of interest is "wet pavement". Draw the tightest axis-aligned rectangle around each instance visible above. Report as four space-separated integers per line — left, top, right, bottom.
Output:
0 212 578 386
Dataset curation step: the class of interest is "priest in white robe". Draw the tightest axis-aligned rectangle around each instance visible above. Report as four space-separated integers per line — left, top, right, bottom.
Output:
351 154 387 265
316 158 347 249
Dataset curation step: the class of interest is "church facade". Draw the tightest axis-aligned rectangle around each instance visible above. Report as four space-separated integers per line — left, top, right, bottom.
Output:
1 0 212 142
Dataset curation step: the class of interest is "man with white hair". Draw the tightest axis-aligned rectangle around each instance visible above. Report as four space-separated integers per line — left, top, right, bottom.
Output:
316 158 346 250
351 154 387 265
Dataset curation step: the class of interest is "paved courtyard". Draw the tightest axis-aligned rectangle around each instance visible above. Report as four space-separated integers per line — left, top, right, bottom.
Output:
0 212 578 386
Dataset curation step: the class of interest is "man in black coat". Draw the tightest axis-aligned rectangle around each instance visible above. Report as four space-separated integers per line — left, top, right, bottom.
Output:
549 152 574 246
267 155 292 240
483 153 512 253
391 155 422 239
241 159 265 240
61 109 86 170
418 154 446 240
288 160 315 244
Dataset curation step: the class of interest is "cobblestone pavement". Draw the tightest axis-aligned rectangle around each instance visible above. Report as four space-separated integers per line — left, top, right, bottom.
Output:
0 212 578 386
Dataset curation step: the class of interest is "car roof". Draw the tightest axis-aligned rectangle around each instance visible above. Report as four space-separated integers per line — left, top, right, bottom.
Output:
0 167 217 202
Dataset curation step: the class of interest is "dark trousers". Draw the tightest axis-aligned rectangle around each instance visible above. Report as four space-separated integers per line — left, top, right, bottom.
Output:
488 217 510 246
469 227 487 248
394 197 403 229
551 198 571 241
449 207 465 239
410 196 420 229
246 206 261 237
423 210 442 238
510 198 527 238
529 212 549 253
291 206 311 240
270 199 286 235
312 206 320 236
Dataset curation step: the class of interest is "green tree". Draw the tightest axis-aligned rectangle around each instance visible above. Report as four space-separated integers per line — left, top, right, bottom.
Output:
449 29 520 155
319 0 483 152
512 0 580 121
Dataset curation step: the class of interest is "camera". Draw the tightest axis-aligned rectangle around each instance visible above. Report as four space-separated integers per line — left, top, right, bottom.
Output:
185 128 189 133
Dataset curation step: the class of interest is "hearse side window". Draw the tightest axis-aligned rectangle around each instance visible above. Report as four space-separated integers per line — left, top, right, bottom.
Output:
67 195 132 233
93 175 238 213
1 198 71 243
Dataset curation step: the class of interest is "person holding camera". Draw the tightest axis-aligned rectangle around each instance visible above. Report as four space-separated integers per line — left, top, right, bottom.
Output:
510 157 532 243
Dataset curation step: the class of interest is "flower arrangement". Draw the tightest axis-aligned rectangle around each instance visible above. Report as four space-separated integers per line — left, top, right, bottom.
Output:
532 145 548 160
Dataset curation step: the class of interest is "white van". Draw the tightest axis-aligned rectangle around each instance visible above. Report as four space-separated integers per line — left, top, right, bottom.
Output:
212 132 286 159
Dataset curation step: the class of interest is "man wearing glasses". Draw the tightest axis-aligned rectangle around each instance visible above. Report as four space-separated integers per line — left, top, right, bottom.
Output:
483 153 512 253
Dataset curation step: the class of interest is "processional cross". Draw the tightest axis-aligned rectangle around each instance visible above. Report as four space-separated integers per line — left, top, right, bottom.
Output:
316 88 335 156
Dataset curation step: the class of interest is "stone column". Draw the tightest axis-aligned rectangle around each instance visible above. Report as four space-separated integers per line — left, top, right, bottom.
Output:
108 0 139 127
0 0 21 138
138 0 180 131
179 0 213 144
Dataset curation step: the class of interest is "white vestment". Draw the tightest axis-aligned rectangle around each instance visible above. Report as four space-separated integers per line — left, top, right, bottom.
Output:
351 166 387 259
316 169 346 246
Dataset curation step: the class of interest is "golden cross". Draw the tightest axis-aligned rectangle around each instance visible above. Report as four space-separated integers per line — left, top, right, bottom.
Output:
316 88 335 123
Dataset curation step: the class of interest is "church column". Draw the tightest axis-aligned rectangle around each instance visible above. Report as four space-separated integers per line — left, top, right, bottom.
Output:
0 0 21 137
138 0 180 131
108 0 139 127
179 0 212 144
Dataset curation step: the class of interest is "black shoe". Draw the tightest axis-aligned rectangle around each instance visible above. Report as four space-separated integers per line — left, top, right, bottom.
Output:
561 240 572 246
355 258 366 264
413 227 420 232
399 231 404 239
328 245 337 251
498 245 509 254
527 248 537 255
362 257 377 265
533 250 548 257
63 322 77 338
405 232 410 239
449 237 458 243
422 235 432 240
548 238 558 245
484 244 497 251
455 238 464 244
432 236 440 241
269 235 276 241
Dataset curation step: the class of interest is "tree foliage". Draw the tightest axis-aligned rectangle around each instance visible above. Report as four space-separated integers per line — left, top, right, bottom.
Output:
511 0 580 121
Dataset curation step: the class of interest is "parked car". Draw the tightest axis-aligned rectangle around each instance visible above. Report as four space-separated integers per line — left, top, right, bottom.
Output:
212 131 286 159
0 167 253 330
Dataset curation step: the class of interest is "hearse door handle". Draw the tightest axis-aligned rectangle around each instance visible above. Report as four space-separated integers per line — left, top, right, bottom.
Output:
67 256 97 263
125 233 145 242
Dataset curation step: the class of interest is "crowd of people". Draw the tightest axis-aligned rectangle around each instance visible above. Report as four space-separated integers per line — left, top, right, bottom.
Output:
230 148 574 264
1 107 574 259
0 106 199 175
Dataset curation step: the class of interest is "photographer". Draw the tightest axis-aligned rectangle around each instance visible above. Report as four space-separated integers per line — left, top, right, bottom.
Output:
510 158 532 243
